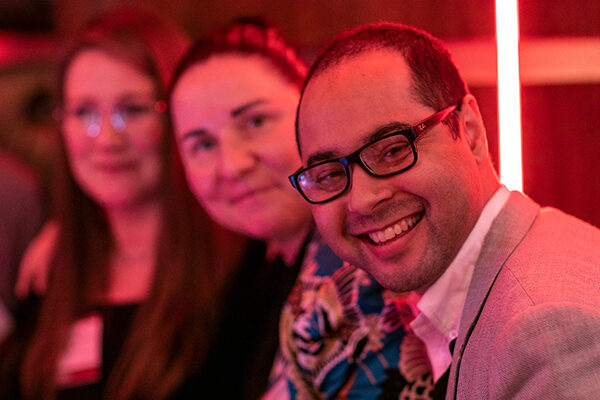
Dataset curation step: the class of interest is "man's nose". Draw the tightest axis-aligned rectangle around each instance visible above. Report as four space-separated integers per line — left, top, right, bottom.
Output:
346 165 394 215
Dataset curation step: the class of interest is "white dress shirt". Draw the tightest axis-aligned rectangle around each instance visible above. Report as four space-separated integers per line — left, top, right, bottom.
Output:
410 186 510 381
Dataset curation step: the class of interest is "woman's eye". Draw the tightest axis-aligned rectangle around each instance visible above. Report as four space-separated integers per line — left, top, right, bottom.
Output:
189 138 217 156
72 105 96 119
246 114 267 130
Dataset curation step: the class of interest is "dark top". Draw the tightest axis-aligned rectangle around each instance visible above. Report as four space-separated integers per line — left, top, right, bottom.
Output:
0 298 139 400
175 238 307 399
0 237 307 399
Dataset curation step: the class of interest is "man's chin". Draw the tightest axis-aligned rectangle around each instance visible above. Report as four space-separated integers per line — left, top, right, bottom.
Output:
355 255 440 293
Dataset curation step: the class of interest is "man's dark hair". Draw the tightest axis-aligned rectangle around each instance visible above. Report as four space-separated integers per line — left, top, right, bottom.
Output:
296 23 468 150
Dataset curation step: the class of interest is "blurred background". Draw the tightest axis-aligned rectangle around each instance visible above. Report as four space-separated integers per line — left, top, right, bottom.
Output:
1 0 598 226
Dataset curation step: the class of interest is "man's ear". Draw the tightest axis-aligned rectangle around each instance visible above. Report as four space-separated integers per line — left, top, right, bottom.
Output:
460 94 489 163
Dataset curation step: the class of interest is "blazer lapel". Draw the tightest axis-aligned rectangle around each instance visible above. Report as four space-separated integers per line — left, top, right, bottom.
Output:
446 192 539 399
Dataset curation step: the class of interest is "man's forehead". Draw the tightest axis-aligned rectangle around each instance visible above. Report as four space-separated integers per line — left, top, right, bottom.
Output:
311 48 410 89
297 49 415 160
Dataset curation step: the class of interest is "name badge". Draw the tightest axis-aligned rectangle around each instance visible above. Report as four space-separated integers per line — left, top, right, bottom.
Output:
56 313 102 388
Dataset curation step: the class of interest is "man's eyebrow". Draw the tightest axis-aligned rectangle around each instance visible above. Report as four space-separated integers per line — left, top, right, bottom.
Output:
364 121 413 143
231 99 267 117
305 121 413 166
179 128 207 142
306 150 340 166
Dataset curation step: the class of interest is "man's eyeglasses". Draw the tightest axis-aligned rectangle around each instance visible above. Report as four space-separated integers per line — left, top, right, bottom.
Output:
59 100 167 138
289 104 458 204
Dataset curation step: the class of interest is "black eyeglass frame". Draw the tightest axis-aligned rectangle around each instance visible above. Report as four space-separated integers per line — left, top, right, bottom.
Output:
289 104 458 204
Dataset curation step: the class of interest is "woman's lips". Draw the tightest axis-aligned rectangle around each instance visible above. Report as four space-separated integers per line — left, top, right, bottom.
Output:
229 186 274 204
93 159 138 173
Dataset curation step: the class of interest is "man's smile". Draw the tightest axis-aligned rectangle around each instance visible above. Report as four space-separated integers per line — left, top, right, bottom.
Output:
366 212 423 245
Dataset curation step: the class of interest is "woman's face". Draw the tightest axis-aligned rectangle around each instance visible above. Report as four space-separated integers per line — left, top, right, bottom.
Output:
62 49 164 210
171 54 312 240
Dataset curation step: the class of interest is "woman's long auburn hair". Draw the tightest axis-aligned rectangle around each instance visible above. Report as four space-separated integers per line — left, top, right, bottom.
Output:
20 10 232 400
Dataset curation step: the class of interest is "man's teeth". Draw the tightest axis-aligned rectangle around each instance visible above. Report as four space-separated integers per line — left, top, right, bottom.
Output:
368 214 420 244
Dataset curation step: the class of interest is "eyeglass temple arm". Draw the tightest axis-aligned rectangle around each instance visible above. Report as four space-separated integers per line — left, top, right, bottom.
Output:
413 104 458 136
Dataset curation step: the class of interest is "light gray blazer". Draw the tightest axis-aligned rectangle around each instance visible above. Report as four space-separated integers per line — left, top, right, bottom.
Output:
447 191 600 399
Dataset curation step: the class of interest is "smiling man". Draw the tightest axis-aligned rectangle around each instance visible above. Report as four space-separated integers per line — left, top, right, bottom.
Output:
292 23 600 399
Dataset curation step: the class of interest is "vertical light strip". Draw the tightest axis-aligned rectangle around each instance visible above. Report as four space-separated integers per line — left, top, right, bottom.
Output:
495 0 523 191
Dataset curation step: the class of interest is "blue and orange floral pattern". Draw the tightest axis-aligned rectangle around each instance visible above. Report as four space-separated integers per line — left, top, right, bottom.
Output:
271 235 435 399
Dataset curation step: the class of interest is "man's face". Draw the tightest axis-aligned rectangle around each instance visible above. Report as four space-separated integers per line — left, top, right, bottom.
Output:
297 49 485 292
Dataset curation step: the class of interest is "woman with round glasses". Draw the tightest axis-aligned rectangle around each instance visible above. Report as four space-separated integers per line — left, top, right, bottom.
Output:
170 19 433 399
0 10 238 400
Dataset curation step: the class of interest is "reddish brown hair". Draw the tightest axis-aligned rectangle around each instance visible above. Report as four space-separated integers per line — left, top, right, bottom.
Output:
170 17 307 98
20 9 229 400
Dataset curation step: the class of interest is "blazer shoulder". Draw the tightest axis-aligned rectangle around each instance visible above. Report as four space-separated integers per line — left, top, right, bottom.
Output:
489 302 600 399
501 205 600 305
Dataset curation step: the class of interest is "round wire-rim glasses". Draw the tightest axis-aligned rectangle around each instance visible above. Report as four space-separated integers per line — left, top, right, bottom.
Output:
58 100 167 138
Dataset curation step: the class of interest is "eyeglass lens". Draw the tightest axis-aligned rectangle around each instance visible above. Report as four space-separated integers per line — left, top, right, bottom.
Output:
65 102 159 137
297 133 414 202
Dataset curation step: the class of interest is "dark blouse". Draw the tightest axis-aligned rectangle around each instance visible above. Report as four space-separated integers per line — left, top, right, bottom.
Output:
0 238 306 400
0 298 139 400
175 238 306 399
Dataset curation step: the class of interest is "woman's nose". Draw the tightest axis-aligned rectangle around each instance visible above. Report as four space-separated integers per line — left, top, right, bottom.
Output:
218 137 258 179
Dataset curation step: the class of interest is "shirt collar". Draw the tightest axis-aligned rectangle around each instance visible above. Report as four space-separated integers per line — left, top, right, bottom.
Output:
410 185 510 381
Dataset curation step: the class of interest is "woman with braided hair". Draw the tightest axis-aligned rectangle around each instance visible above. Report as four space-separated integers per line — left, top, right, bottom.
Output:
170 18 435 399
